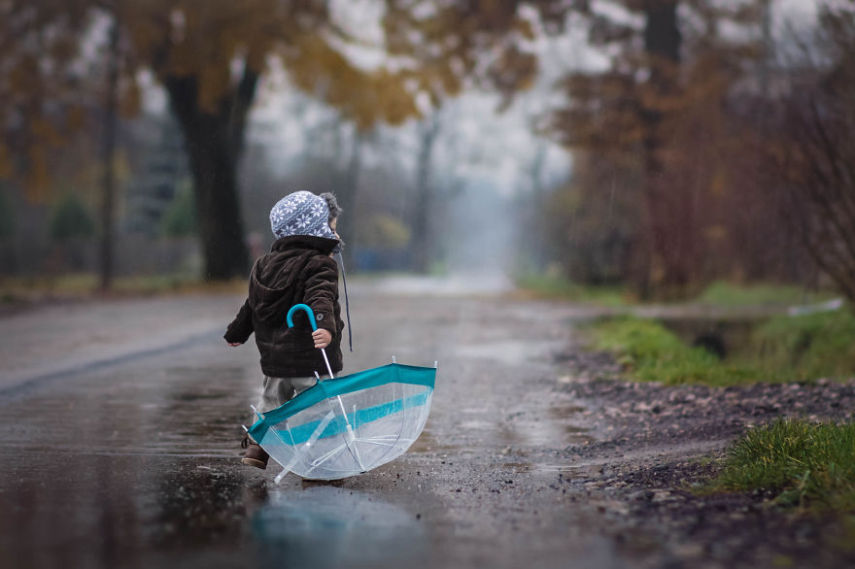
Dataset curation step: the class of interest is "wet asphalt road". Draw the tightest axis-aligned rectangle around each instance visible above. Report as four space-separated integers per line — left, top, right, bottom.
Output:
0 283 624 569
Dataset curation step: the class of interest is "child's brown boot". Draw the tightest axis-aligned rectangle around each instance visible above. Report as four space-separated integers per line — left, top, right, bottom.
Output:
241 436 269 469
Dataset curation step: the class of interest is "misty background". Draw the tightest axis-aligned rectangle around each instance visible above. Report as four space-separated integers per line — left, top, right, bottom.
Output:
1 0 852 305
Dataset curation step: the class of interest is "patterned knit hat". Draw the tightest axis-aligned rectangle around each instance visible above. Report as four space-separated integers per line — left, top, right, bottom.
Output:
269 191 339 243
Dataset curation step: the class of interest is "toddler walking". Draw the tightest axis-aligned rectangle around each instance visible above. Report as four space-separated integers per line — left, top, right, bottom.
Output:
224 191 346 469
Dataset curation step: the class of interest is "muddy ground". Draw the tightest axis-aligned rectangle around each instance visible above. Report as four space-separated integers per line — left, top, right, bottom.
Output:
553 347 855 569
0 283 853 569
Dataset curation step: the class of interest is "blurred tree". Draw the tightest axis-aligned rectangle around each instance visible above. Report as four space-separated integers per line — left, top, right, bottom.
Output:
0 1 92 202
118 0 421 279
2 1 419 280
48 192 95 272
125 115 189 236
336 127 368 268
544 151 642 285
550 0 770 298
382 0 580 107
358 213 411 250
410 114 440 273
98 12 120 291
0 187 15 274
1 3 140 288
769 4 855 303
381 0 579 273
0 189 14 240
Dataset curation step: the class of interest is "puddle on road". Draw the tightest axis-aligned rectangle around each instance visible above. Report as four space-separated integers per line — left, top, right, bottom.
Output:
456 340 564 367
501 461 595 475
254 486 428 569
409 430 459 455
171 391 229 402
493 401 595 450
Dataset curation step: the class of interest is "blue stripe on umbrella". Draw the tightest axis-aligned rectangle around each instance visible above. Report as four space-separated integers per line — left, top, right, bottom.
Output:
261 391 431 447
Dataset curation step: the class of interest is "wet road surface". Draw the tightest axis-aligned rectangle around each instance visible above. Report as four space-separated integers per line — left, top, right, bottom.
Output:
0 284 629 569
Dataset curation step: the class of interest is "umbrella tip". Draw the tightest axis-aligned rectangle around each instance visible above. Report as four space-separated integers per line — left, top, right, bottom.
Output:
392 355 397 363
434 360 438 368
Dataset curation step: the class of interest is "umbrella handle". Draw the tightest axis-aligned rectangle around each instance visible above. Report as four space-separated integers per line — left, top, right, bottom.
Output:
286 303 317 331
287 303 335 379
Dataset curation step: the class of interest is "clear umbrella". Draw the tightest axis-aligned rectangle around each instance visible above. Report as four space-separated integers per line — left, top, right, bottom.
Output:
245 304 436 482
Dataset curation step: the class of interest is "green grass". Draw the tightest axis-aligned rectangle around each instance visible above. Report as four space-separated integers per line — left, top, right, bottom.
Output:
710 419 855 512
589 307 855 386
588 317 760 385
695 281 832 307
516 273 630 307
752 309 855 382
519 275 835 308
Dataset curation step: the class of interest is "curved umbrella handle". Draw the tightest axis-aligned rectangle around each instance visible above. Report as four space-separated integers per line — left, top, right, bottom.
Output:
286 303 335 380
286 303 317 331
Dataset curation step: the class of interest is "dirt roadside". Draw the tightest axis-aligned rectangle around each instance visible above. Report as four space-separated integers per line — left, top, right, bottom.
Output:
553 344 855 569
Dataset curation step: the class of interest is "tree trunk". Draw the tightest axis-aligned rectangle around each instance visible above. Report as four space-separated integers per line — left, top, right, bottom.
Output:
163 70 256 280
640 0 686 298
184 117 248 280
98 16 120 292
411 116 440 274
335 127 364 269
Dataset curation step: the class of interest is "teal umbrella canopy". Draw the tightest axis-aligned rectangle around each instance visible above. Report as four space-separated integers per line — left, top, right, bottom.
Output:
248 305 436 482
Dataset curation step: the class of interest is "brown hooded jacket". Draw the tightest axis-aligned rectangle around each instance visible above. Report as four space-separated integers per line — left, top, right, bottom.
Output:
224 235 344 377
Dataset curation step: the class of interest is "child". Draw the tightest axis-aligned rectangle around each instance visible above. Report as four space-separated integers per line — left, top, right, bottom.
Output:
224 191 346 469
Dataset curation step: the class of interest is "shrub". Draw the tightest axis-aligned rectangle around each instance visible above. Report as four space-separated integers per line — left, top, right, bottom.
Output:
49 193 94 241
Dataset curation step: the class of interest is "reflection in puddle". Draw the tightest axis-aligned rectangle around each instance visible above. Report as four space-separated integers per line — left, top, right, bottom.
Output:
496 409 593 449
530 464 584 473
501 462 587 475
252 486 428 569
456 340 563 367
409 429 456 454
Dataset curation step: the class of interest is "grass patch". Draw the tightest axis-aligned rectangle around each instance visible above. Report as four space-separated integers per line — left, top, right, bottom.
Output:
710 419 855 512
0 272 245 300
589 307 855 385
516 273 630 307
695 281 833 307
752 309 855 382
588 317 759 385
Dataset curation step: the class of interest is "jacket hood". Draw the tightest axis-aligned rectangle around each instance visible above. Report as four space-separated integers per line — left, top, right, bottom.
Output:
249 235 339 324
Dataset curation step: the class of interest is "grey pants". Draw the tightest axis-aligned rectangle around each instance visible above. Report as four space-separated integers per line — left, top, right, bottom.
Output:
256 375 316 414
248 375 316 444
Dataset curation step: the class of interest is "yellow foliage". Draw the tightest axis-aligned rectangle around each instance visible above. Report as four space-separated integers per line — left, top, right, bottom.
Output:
4 0 555 200
358 214 411 248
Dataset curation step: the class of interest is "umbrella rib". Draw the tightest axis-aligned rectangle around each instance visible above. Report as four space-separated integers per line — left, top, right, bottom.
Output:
330 395 367 472
272 411 336 483
356 437 414 448
308 442 349 469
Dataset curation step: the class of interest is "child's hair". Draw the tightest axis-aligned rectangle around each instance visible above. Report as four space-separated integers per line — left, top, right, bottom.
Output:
319 192 341 223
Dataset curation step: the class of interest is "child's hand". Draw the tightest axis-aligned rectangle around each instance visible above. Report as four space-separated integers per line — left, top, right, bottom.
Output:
312 329 332 349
